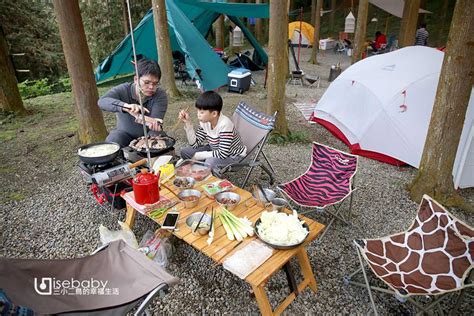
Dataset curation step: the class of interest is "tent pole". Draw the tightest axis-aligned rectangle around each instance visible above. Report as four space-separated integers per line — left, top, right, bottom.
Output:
297 7 303 66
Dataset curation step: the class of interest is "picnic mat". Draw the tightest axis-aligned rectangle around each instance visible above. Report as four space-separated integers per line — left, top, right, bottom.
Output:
293 102 316 121
121 191 173 215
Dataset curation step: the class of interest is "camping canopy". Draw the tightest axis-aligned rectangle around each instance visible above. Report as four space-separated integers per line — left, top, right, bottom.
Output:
95 0 269 91
311 46 474 189
288 21 314 47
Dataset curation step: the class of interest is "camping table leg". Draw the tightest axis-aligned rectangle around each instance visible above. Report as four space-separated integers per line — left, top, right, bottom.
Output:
283 262 299 295
296 248 317 292
124 203 137 230
251 284 274 316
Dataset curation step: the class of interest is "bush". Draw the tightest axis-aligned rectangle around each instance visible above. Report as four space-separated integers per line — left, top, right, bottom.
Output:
18 77 72 99
269 131 310 145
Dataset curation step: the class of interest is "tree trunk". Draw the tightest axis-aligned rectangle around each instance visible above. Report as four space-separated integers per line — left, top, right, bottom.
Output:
309 0 322 64
215 15 225 49
311 0 316 26
267 0 289 136
436 0 449 46
409 0 474 211
399 0 421 47
121 0 130 36
53 0 107 144
152 0 180 98
0 26 26 114
329 0 336 36
351 0 368 64
255 0 264 43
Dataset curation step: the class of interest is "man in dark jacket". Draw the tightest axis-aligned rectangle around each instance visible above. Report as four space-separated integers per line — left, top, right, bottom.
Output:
98 59 168 147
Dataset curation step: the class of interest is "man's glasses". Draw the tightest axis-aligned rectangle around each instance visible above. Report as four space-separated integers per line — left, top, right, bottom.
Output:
140 79 160 88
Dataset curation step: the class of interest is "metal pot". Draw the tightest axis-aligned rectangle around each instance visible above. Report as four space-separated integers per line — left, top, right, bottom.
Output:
78 142 121 165
129 135 176 157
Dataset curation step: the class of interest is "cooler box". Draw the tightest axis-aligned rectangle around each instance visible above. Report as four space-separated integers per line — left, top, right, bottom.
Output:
228 68 251 94
319 38 336 50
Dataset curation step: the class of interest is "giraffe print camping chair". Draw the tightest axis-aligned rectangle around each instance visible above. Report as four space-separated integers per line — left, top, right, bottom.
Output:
346 195 474 315
278 142 358 242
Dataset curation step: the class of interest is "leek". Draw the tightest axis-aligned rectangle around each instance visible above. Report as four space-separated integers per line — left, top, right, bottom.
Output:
218 207 254 241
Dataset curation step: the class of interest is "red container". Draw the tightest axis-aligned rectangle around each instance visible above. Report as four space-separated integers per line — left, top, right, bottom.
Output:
133 171 159 205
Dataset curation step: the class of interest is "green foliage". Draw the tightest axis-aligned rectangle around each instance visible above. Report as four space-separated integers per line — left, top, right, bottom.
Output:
0 0 66 80
269 130 310 145
18 77 72 99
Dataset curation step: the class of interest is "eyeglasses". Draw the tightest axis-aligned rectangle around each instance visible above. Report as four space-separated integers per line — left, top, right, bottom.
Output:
140 79 160 88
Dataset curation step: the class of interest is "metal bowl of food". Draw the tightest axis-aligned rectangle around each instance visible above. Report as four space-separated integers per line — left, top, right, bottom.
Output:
173 177 196 191
215 192 241 211
186 212 212 235
270 198 289 212
252 188 277 207
178 189 201 208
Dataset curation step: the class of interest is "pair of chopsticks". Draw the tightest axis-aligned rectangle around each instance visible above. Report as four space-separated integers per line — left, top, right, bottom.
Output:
171 106 190 131
194 206 211 233
161 183 180 200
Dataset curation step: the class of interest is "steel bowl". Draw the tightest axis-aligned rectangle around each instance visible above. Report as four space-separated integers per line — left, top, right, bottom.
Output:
215 192 241 211
173 177 196 191
178 189 201 208
254 218 310 249
252 188 276 207
271 198 289 212
186 212 212 235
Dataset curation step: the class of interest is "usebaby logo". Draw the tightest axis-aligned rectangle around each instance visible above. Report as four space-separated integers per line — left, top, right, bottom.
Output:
34 277 117 296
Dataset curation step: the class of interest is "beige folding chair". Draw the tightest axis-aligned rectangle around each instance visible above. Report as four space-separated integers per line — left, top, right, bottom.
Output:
0 240 179 315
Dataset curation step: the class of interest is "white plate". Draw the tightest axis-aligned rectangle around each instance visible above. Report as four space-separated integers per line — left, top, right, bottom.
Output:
152 155 173 174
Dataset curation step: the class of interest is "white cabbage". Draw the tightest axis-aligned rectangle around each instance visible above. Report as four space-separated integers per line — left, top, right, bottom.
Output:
257 211 308 246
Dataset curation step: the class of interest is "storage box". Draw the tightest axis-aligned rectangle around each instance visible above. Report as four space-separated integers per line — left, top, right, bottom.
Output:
228 68 251 94
319 38 336 50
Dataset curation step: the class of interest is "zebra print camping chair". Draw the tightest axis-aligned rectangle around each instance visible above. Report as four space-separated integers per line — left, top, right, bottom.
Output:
278 142 358 242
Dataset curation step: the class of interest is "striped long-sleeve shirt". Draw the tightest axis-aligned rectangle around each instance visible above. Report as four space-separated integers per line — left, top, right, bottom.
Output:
415 28 429 46
184 114 247 160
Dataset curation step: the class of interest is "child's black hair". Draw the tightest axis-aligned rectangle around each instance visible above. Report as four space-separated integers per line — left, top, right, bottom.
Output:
137 59 161 80
195 91 223 112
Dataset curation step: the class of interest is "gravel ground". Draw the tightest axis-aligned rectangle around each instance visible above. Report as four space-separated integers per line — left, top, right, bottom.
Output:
1 48 473 315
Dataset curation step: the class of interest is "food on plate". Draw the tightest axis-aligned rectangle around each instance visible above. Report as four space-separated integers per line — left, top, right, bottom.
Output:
130 136 168 151
180 195 199 202
173 177 195 189
256 211 308 246
175 161 211 181
203 180 234 196
79 143 119 157
219 197 237 204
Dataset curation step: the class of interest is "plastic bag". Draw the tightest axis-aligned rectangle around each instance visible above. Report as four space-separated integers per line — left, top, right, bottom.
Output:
138 229 173 267
99 221 139 249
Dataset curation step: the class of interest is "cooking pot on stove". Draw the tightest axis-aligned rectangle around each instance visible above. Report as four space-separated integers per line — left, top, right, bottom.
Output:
133 170 159 205
78 141 121 165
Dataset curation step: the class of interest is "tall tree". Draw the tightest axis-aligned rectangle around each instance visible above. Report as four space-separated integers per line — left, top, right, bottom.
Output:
436 0 450 46
152 0 180 97
399 0 421 47
121 0 130 36
310 0 322 64
0 26 25 114
351 0 368 63
215 15 225 49
255 0 264 43
409 0 474 211
311 0 316 26
267 0 289 136
53 0 107 144
329 0 336 36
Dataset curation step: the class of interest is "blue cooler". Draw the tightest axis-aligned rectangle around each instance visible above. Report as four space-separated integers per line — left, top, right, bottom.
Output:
228 68 251 94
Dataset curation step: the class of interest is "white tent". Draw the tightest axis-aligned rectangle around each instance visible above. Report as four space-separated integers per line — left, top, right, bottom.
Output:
311 46 474 189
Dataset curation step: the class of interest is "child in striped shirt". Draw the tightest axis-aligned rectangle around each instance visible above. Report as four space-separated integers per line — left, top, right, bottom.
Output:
178 91 247 171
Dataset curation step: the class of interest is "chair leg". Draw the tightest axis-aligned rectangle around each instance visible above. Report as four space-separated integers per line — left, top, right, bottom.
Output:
134 283 169 316
355 247 379 316
261 151 276 174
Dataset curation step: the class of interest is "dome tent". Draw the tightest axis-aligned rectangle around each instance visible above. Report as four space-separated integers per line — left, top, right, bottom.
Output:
311 46 474 189
288 21 315 47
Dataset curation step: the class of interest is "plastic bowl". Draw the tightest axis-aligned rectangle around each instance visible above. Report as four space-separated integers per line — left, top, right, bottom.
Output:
252 188 276 207
186 212 212 235
173 177 196 191
178 189 201 208
216 192 241 211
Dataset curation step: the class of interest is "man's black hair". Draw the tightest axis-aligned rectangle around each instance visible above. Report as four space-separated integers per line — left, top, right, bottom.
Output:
420 23 427 28
137 59 161 80
195 91 223 112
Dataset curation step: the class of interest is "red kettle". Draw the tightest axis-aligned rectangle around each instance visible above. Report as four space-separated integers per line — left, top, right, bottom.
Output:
133 169 159 204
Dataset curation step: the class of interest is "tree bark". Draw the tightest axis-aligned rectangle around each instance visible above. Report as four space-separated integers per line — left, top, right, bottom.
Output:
351 0 369 64
53 0 107 144
399 0 421 47
121 0 130 36
215 15 225 49
436 0 450 46
409 0 474 211
255 0 264 43
329 0 336 36
0 26 26 114
311 0 316 26
310 0 322 64
267 0 289 136
152 0 180 97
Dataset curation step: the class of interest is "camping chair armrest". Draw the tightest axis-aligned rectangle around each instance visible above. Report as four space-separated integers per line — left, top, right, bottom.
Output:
135 283 170 316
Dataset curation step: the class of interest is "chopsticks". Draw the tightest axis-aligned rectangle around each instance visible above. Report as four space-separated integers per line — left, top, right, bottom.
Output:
194 206 209 233
161 183 180 200
171 106 190 131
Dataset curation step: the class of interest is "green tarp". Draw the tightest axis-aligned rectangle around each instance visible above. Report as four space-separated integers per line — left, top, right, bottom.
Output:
95 0 269 91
